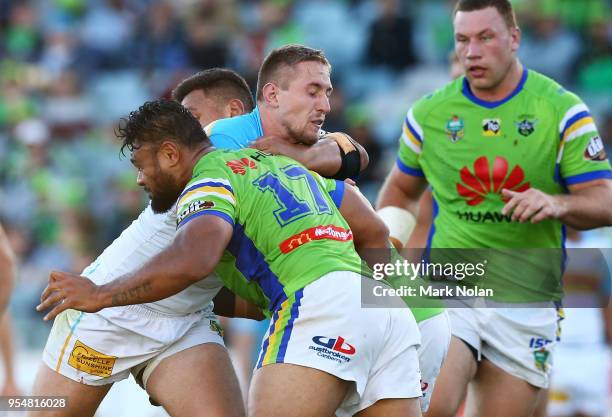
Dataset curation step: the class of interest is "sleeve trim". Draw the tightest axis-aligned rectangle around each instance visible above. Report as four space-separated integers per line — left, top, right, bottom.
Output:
564 170 612 185
328 180 345 208
396 158 424 177
178 210 235 229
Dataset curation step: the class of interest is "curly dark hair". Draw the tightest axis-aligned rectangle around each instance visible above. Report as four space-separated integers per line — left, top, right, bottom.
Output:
172 68 255 112
117 99 209 156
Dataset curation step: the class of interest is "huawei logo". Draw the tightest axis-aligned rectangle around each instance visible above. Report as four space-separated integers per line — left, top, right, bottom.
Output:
226 158 257 175
456 156 530 206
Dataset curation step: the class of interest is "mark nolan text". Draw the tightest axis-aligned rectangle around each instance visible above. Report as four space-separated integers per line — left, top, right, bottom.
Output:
373 285 494 298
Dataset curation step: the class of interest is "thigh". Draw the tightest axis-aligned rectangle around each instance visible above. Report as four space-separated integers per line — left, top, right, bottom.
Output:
249 363 350 417
28 363 111 417
355 398 422 417
146 343 244 417
465 357 540 417
43 309 155 386
481 308 560 388
425 336 478 417
257 273 421 412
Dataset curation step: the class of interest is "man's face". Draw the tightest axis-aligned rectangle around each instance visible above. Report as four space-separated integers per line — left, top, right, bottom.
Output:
454 7 519 91
130 143 184 213
181 89 228 127
275 61 332 145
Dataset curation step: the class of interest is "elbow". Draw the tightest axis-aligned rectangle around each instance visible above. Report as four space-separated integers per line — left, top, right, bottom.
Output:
369 217 390 243
358 145 369 172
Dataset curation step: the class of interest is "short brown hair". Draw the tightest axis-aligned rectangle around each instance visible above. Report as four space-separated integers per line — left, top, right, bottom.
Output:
256 44 331 102
453 0 518 29
172 68 254 112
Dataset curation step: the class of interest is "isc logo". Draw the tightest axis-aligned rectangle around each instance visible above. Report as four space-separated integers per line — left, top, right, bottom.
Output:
312 336 356 355
529 337 552 349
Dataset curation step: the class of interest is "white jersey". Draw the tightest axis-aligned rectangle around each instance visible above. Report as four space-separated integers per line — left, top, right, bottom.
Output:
83 203 223 316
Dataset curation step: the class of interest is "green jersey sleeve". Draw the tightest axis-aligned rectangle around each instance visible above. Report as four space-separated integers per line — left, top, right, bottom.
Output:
310 171 346 208
557 93 612 185
175 168 237 229
396 104 426 177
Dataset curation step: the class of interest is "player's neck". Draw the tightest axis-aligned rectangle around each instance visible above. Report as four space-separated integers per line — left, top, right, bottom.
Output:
259 105 291 140
182 145 214 182
469 60 524 102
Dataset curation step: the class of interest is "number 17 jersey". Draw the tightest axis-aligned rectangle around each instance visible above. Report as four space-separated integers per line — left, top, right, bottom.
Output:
175 149 363 314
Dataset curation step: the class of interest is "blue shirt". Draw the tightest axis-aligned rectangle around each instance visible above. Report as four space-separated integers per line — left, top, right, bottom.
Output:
205 107 264 149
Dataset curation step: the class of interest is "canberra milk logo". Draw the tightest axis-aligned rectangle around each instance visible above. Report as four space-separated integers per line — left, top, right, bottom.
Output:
456 156 530 206
309 336 356 364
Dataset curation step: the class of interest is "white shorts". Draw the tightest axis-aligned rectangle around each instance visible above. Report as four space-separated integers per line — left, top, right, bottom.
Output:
448 307 562 388
418 311 451 411
42 304 225 388
255 271 422 417
548 344 610 417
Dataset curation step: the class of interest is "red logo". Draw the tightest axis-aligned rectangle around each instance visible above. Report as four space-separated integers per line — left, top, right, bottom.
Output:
279 225 353 254
312 336 356 355
226 158 256 175
456 156 530 206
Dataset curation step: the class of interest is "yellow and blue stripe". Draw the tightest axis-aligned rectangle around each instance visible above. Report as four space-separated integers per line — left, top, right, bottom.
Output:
257 289 304 368
401 108 423 155
178 179 235 204
559 104 597 144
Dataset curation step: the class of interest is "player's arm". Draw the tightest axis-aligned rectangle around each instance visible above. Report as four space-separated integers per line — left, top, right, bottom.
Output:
0 224 15 317
336 183 392 269
213 287 265 321
250 132 368 179
37 215 233 321
504 100 612 228
376 165 429 248
501 179 612 229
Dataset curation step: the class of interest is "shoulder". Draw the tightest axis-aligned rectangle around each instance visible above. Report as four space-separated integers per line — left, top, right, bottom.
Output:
192 150 236 179
523 70 586 114
206 109 262 149
409 77 463 120
207 109 259 135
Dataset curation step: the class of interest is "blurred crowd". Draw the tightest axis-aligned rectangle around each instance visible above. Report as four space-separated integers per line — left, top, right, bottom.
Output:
0 0 611 346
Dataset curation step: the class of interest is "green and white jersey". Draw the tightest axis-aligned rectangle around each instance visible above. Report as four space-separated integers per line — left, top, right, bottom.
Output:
398 69 612 249
175 148 363 314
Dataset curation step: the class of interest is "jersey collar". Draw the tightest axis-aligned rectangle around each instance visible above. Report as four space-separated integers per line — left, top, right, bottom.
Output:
462 68 528 109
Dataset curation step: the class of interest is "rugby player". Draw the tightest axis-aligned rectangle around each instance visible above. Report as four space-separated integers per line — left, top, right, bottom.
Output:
376 1 612 417
29 68 255 417
32 59 372 417
38 99 423 417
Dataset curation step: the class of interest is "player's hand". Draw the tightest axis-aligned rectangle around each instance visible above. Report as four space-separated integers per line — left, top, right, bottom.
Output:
250 136 299 157
36 271 103 321
501 188 563 223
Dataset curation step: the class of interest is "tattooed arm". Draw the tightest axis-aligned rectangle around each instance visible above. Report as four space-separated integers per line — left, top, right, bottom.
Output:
37 215 232 320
